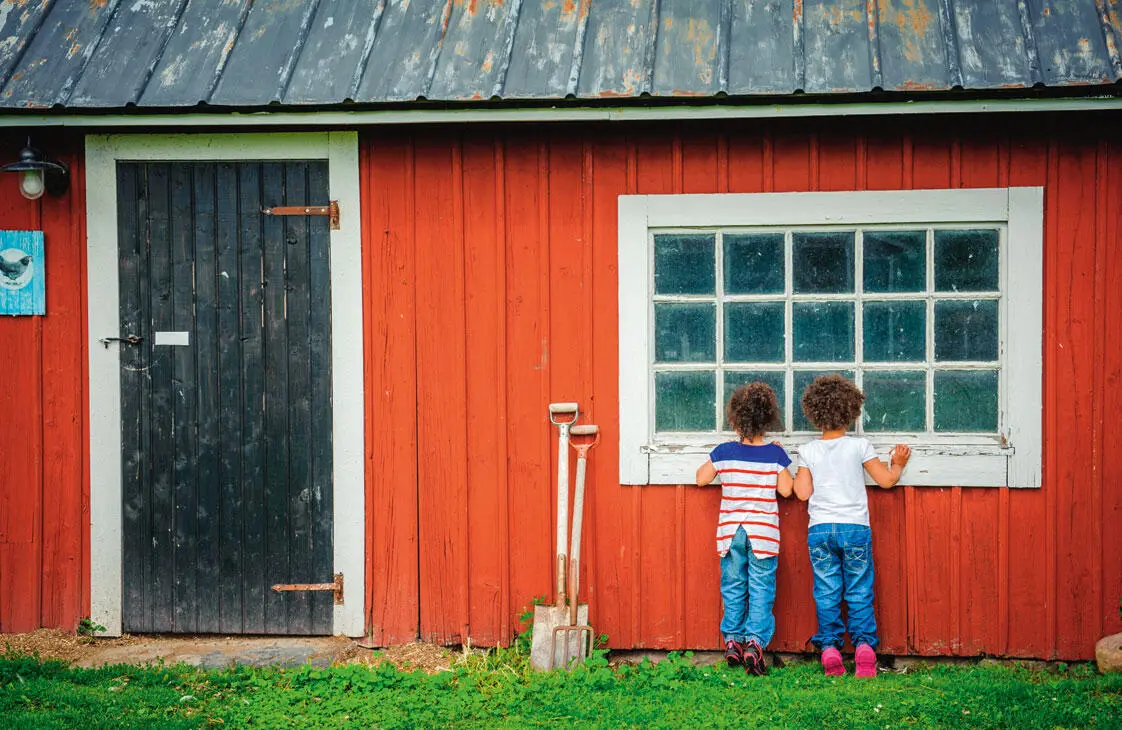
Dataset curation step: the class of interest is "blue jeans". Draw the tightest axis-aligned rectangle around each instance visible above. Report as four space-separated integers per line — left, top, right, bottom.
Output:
808 523 879 650
719 526 778 647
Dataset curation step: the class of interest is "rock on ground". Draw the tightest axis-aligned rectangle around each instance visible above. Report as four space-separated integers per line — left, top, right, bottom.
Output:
1096 633 1122 673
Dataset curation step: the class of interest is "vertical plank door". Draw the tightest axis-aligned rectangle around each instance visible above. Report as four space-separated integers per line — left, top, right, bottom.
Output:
117 161 334 634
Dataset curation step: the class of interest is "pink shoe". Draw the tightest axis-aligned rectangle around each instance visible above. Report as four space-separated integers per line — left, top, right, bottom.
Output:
821 647 845 676
855 644 877 678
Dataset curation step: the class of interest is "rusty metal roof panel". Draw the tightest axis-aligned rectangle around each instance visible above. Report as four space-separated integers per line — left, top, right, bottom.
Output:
874 0 951 92
651 0 725 97
353 0 451 103
2 0 1121 111
952 1 1034 88
802 0 875 93
502 0 588 98
284 0 385 104
140 0 253 108
728 0 796 94
1106 0 1122 77
0 0 52 95
576 0 657 97
1 0 121 108
69 0 187 107
210 0 320 106
427 0 521 100
1028 0 1116 85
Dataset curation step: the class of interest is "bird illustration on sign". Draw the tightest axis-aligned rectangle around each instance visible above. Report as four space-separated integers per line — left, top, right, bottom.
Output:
0 248 34 290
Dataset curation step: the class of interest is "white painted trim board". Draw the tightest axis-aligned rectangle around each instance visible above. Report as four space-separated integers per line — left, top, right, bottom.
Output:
618 187 1044 488
85 132 366 636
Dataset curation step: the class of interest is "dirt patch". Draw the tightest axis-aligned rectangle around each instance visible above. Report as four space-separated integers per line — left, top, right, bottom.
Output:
1 629 138 664
2 631 466 672
67 635 358 669
349 642 458 673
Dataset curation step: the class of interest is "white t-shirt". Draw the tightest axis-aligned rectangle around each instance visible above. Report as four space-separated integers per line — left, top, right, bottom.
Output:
798 436 879 527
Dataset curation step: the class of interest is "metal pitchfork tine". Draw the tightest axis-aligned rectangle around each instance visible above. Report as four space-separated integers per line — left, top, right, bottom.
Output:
551 424 599 670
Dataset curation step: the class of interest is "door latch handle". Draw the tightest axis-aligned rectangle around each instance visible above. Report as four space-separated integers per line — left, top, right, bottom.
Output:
100 335 143 348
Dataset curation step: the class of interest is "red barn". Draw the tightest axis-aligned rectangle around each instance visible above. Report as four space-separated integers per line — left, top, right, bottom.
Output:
0 1 1120 661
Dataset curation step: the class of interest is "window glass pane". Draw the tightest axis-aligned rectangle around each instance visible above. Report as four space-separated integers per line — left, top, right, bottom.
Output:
724 234 784 294
793 302 854 362
863 371 926 432
655 303 716 363
863 230 926 293
656 371 716 431
934 370 998 432
934 299 998 362
654 234 715 295
793 231 855 293
725 302 785 362
794 369 856 431
863 301 926 362
724 370 786 431
934 229 999 292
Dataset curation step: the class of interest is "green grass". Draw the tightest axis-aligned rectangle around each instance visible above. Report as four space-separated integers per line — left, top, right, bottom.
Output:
2 649 1120 729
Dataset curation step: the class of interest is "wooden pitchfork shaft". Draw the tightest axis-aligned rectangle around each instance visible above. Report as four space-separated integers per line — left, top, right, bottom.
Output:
548 403 579 606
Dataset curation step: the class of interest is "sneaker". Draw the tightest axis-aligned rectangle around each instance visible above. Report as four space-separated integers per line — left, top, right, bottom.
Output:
855 643 877 678
724 639 743 667
821 646 845 676
742 640 767 676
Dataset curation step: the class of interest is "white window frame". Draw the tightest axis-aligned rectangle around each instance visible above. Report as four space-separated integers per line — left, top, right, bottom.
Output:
86 133 365 636
618 188 1043 488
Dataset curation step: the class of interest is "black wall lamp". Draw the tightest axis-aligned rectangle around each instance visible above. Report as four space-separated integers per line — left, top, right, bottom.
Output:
1 139 69 200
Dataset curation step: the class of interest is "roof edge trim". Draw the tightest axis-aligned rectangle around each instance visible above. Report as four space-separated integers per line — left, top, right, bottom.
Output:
1 96 1121 128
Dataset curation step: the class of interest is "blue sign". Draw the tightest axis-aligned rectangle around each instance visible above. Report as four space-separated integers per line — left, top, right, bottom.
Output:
0 231 45 316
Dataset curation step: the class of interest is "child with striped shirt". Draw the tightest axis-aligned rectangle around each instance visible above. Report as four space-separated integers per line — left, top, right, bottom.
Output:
695 382 794 675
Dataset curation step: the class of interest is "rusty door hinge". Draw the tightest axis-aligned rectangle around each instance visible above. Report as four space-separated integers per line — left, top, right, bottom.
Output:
263 201 340 230
271 572 344 605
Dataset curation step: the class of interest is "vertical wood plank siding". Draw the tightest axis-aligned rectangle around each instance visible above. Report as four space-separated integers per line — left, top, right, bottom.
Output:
359 118 1122 659
0 134 87 632
0 118 1120 660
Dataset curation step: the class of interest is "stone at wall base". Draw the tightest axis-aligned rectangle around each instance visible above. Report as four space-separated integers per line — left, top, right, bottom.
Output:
1095 633 1122 673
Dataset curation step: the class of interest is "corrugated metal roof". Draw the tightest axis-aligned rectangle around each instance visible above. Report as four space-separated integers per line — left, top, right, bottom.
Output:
1 0 1119 111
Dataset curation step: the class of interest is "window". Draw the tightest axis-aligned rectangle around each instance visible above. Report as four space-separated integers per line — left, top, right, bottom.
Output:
619 189 1042 487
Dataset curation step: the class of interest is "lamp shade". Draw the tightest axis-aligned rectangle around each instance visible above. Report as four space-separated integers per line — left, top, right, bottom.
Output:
1 144 68 199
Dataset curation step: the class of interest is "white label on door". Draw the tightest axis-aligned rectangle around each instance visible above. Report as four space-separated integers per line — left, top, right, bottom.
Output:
154 331 190 346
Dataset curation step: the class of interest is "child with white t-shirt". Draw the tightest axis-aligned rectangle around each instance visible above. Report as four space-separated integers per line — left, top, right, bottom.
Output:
794 374 911 678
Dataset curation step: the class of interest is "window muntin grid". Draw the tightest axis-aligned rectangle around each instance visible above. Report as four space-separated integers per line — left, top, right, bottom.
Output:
649 225 1004 438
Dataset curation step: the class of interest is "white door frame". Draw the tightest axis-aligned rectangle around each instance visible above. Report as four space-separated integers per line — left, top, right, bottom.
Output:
85 132 365 636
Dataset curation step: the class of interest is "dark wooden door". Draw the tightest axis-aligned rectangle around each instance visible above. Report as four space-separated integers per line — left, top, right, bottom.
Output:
117 161 334 634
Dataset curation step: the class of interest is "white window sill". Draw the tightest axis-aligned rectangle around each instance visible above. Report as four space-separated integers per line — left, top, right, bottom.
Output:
634 441 1013 487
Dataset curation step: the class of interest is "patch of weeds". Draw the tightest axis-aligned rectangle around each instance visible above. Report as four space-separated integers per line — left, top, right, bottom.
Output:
513 595 546 654
76 617 107 643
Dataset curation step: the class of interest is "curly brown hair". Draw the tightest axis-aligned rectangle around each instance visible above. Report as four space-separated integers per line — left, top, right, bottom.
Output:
800 374 865 431
726 382 782 439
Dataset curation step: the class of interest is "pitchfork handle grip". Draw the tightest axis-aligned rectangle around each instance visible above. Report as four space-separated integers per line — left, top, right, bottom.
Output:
555 425 570 602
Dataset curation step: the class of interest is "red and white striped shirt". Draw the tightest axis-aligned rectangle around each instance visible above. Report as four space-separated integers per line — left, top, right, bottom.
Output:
709 442 792 559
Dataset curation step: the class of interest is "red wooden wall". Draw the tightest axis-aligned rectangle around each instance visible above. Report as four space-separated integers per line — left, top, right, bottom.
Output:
0 133 88 633
1 117 1119 661
362 115 1122 660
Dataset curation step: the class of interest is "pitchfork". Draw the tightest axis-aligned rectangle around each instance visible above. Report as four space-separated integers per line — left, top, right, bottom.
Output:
551 424 599 669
